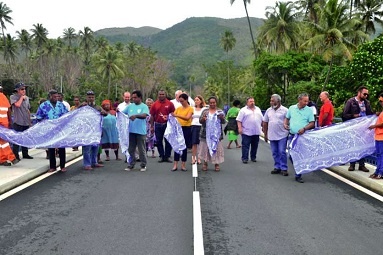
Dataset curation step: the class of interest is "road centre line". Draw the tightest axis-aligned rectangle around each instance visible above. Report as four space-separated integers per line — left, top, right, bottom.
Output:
193 191 205 255
0 156 83 202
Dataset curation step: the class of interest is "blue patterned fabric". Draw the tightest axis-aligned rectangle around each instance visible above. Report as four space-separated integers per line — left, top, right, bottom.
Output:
101 113 119 145
116 111 130 161
290 115 377 174
206 112 223 156
164 115 186 155
36 101 68 120
0 106 102 148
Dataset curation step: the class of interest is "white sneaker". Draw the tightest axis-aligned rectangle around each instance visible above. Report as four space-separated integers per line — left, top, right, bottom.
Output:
140 166 147 172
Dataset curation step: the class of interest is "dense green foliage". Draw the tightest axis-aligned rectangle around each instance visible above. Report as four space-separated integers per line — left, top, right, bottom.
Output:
0 0 382 114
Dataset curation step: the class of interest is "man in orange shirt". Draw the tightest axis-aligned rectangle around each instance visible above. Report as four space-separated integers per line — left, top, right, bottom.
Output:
368 94 383 179
0 85 17 166
318 91 334 127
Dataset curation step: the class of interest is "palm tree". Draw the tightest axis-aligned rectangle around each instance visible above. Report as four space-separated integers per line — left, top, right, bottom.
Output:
63 27 77 48
30 23 48 50
230 0 257 57
258 1 302 54
17 29 32 59
126 41 140 56
79 26 94 66
295 0 325 24
114 42 124 52
95 36 109 52
1 34 18 77
302 0 368 91
0 2 13 44
220 30 236 104
356 0 383 34
93 46 124 99
350 0 362 18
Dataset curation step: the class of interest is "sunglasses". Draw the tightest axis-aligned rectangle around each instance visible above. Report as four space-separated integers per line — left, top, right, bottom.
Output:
363 93 369 96
19 88 25 91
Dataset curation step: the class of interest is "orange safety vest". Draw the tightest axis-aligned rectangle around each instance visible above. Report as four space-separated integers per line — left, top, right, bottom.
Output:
0 92 16 163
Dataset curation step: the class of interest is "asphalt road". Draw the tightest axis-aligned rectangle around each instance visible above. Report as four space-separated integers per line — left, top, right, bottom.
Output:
199 140 383 255
0 155 193 255
1 140 383 255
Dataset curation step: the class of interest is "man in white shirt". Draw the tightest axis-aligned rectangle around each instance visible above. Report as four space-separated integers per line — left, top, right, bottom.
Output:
171 90 195 108
236 97 263 164
117 91 131 112
58 92 71 111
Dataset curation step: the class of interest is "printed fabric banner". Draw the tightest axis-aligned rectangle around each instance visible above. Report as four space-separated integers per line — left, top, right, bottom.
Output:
116 111 130 161
206 112 222 156
0 106 102 149
164 115 186 155
290 115 377 174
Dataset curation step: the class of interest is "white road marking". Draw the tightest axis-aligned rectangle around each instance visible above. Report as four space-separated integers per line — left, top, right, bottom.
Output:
192 163 198 178
260 136 383 202
193 191 205 255
322 169 383 202
0 156 83 201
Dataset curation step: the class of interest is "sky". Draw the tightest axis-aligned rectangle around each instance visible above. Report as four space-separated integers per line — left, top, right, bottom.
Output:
5 0 277 38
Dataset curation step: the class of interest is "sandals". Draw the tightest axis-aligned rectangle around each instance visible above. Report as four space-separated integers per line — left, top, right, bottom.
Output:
214 164 220 172
236 145 241 148
202 162 208 171
369 174 382 179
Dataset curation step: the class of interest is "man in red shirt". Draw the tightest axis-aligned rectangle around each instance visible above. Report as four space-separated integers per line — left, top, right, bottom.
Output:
319 91 334 127
150 90 175 163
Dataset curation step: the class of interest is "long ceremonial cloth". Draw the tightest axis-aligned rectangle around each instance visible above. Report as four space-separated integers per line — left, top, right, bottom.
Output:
164 115 186 155
290 115 377 174
116 111 130 160
0 106 102 149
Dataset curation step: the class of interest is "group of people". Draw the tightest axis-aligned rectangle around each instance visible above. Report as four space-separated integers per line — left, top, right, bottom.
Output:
2 83 382 183
262 86 383 183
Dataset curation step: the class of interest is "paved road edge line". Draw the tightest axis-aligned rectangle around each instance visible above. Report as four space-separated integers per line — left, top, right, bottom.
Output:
0 152 82 195
327 166 383 196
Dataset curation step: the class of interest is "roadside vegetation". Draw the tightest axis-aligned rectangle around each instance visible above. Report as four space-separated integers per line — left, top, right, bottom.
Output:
0 0 382 114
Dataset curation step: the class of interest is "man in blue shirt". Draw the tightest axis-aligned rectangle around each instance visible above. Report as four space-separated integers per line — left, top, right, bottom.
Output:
123 90 149 172
284 93 315 183
36 89 69 172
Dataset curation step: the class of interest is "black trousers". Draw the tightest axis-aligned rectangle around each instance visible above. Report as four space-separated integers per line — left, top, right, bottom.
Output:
12 123 30 159
49 148 66 170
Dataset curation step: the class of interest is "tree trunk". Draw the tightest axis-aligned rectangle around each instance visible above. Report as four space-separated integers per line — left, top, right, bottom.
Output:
243 2 257 58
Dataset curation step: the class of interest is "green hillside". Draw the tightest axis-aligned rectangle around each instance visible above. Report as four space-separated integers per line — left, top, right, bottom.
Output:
95 17 264 85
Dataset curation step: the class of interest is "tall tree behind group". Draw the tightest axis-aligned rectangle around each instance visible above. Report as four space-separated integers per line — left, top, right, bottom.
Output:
0 2 13 44
220 30 236 105
230 0 257 58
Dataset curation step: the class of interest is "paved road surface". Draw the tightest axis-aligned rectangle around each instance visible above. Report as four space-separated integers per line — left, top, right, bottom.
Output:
1 140 383 255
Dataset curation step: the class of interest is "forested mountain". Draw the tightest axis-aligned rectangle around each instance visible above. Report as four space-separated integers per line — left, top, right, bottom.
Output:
95 17 264 84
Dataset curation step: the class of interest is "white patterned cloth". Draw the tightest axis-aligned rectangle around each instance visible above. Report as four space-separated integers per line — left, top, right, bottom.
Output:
0 106 102 149
164 115 186 155
290 115 377 174
116 111 130 161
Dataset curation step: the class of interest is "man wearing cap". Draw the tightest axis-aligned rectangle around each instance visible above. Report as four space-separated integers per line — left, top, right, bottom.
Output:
10 82 34 160
81 90 107 170
0 85 18 166
36 89 69 172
